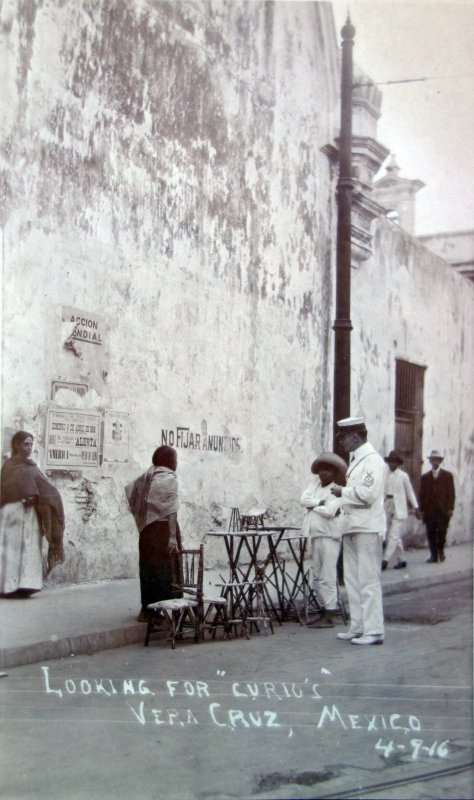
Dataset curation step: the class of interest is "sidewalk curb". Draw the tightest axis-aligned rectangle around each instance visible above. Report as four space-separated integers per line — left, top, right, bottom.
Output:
0 625 146 670
382 568 472 597
1 568 471 670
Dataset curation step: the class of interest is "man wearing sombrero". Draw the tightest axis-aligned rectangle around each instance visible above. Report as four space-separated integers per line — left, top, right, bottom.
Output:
419 450 456 563
300 452 347 628
382 450 421 571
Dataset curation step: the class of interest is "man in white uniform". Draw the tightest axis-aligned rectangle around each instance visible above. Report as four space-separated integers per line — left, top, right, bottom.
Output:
331 417 386 646
382 450 421 571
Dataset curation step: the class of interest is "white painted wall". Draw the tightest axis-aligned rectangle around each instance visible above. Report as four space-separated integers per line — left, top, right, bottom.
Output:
351 217 474 544
1 0 341 581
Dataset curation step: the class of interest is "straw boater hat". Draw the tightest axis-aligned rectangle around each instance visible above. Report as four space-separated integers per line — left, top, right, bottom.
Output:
311 452 348 477
384 450 404 465
428 449 444 461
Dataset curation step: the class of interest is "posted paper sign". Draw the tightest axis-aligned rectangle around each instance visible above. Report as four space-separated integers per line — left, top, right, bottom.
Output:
46 408 101 467
103 411 129 463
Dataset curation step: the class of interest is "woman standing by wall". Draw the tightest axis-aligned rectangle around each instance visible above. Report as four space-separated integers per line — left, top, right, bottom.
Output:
0 431 65 597
125 445 182 621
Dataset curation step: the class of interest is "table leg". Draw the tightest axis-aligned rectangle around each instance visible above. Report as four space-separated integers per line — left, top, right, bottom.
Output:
276 538 309 625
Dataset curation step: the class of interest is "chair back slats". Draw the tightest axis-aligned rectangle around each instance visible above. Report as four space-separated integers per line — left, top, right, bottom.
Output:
180 546 204 601
145 543 229 647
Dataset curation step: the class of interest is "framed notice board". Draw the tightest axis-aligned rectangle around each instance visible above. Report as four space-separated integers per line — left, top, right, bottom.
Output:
45 408 101 468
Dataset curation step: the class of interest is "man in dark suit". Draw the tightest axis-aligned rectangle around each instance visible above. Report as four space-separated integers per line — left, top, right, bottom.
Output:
419 450 456 563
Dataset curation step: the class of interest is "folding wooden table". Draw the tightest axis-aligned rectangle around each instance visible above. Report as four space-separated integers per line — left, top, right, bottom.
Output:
206 526 304 625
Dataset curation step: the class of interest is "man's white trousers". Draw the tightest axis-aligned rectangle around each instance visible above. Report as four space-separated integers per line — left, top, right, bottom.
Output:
343 532 384 636
384 503 406 564
311 537 340 610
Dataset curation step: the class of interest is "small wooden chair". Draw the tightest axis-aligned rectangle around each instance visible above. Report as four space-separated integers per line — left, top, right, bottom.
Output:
179 545 230 640
217 554 275 638
239 507 267 530
145 547 203 649
145 545 230 648
183 580 231 640
245 566 274 636
243 553 275 635
216 578 252 639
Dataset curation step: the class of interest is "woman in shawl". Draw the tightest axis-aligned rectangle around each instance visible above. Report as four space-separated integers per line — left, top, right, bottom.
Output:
125 445 182 622
0 431 65 597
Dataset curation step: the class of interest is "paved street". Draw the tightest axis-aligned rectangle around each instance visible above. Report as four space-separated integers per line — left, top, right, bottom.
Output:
383 577 472 626
1 579 472 800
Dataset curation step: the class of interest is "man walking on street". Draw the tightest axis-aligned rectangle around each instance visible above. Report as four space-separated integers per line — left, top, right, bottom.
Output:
331 417 386 646
419 450 455 563
382 450 421 571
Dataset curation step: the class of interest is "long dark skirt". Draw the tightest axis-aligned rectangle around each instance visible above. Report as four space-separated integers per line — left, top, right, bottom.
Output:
139 520 183 607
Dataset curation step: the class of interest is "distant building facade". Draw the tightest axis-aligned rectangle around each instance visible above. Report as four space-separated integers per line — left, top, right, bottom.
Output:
418 230 474 283
372 154 425 235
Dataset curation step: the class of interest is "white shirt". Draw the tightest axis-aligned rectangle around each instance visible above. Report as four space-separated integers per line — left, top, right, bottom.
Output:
300 478 342 539
384 466 419 519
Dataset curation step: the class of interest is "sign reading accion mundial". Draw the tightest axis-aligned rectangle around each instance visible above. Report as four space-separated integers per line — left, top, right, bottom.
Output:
63 308 105 345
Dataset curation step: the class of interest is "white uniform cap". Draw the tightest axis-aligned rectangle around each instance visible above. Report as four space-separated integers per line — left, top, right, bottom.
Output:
336 416 366 431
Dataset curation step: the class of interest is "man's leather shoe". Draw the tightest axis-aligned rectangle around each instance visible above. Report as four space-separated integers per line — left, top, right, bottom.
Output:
426 556 438 563
439 551 446 562
307 617 334 628
337 630 362 640
393 561 407 569
351 634 384 646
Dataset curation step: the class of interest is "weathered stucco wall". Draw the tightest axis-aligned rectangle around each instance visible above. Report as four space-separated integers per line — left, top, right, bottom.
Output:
2 1 472 585
0 0 341 581
350 217 474 544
